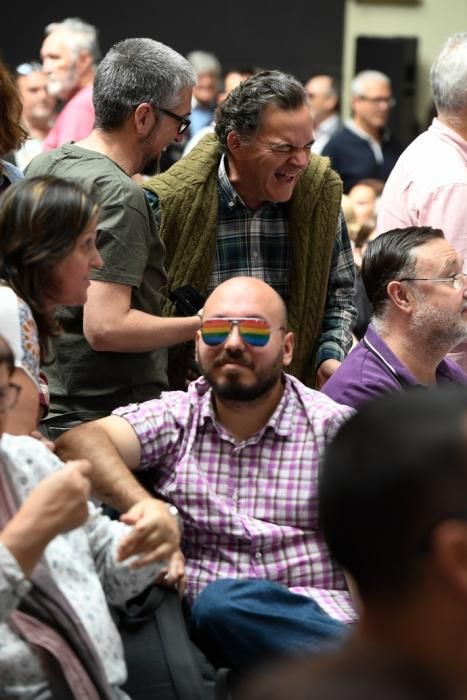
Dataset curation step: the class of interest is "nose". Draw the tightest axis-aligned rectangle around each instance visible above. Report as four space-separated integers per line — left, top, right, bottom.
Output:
223 323 245 351
289 147 311 169
91 247 104 270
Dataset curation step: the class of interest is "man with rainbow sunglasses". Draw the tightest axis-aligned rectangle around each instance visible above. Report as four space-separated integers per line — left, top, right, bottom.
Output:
56 276 356 675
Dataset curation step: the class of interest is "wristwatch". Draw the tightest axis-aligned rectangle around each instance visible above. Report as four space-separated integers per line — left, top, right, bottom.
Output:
165 502 183 532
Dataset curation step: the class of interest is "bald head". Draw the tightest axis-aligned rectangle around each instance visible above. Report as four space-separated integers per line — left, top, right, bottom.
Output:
203 277 287 327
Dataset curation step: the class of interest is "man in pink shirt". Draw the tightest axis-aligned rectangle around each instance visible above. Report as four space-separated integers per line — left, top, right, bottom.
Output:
378 33 467 369
41 17 99 150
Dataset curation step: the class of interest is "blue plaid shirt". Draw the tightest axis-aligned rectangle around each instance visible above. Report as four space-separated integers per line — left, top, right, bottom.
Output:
146 156 356 365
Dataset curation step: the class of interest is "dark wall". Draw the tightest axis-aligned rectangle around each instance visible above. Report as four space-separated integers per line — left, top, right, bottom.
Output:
1 1 345 84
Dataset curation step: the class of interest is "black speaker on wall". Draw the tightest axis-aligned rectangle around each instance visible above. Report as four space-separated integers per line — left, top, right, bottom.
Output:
355 35 418 148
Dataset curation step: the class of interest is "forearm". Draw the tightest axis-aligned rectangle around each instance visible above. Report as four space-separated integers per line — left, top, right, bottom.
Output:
317 302 355 365
55 422 148 512
0 512 54 578
317 212 356 364
84 308 200 353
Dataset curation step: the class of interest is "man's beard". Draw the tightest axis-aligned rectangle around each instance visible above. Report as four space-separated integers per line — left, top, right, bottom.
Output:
140 155 160 177
410 301 467 353
200 348 283 402
47 65 78 100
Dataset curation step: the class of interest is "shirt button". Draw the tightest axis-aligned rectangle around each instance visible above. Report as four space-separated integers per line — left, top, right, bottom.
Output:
255 551 262 560
253 252 258 258
229 200 235 208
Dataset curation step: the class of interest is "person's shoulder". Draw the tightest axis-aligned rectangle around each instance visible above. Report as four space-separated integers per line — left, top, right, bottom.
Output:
287 374 355 421
322 126 355 151
115 380 204 427
1 433 61 471
438 357 467 384
26 145 72 175
322 341 398 410
1 159 23 183
68 84 93 106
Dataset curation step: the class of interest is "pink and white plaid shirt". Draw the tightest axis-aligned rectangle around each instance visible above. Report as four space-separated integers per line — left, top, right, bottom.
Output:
113 374 356 622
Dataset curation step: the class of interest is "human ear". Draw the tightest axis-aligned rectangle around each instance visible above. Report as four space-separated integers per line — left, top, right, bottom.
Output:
387 280 413 314
431 521 467 598
282 331 295 368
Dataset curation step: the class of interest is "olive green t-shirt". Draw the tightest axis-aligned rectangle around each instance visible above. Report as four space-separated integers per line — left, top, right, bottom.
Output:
27 144 168 416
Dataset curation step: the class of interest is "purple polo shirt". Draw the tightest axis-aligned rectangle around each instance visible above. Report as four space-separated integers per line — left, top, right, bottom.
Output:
322 324 467 410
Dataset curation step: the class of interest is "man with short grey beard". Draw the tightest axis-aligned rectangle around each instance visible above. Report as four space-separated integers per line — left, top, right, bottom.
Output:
322 226 467 409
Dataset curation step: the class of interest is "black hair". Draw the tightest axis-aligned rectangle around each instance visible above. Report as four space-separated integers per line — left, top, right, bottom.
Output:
361 226 444 317
319 386 467 600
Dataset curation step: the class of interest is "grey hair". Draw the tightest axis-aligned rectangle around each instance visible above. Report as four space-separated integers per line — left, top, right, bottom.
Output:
351 70 391 96
187 50 221 77
44 17 101 64
430 32 467 117
215 70 308 152
93 37 196 131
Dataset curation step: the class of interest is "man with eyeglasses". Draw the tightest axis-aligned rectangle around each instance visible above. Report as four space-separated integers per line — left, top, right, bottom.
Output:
322 70 402 193
323 226 467 409
27 38 202 432
319 385 467 698
55 275 356 673
143 70 356 392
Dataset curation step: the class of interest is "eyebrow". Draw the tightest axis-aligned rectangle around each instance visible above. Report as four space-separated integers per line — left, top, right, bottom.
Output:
270 139 315 149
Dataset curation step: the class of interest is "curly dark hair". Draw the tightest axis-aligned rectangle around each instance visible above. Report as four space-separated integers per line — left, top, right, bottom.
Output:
214 70 308 151
0 58 28 153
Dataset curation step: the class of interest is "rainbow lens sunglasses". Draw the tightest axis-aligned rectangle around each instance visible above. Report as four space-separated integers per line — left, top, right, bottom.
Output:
201 317 285 347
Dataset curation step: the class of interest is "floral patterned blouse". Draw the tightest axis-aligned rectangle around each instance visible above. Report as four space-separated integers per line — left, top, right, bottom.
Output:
0 433 165 698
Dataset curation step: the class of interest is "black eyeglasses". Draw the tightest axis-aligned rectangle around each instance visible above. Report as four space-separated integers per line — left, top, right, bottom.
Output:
0 382 22 413
154 106 191 135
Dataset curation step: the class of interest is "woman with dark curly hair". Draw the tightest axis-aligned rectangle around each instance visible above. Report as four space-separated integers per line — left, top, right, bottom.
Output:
0 175 103 434
0 57 28 191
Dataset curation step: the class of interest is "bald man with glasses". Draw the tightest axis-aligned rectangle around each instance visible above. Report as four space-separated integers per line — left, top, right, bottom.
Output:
323 226 467 409
55 276 356 674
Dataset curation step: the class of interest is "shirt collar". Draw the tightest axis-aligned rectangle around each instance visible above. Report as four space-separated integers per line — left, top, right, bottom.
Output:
345 119 384 163
365 324 453 386
217 153 280 212
430 118 467 160
218 153 243 208
195 372 294 440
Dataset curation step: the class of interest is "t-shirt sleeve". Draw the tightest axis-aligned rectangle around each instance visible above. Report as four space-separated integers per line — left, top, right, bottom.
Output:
90 204 152 288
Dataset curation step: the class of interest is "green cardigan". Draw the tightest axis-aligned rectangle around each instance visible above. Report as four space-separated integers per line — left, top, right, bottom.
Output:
145 134 342 387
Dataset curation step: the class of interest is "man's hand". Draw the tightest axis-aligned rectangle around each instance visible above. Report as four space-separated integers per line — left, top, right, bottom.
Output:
316 359 341 389
117 498 181 567
157 548 187 598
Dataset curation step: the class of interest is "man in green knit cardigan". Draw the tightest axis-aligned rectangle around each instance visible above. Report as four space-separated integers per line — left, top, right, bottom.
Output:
144 70 356 389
